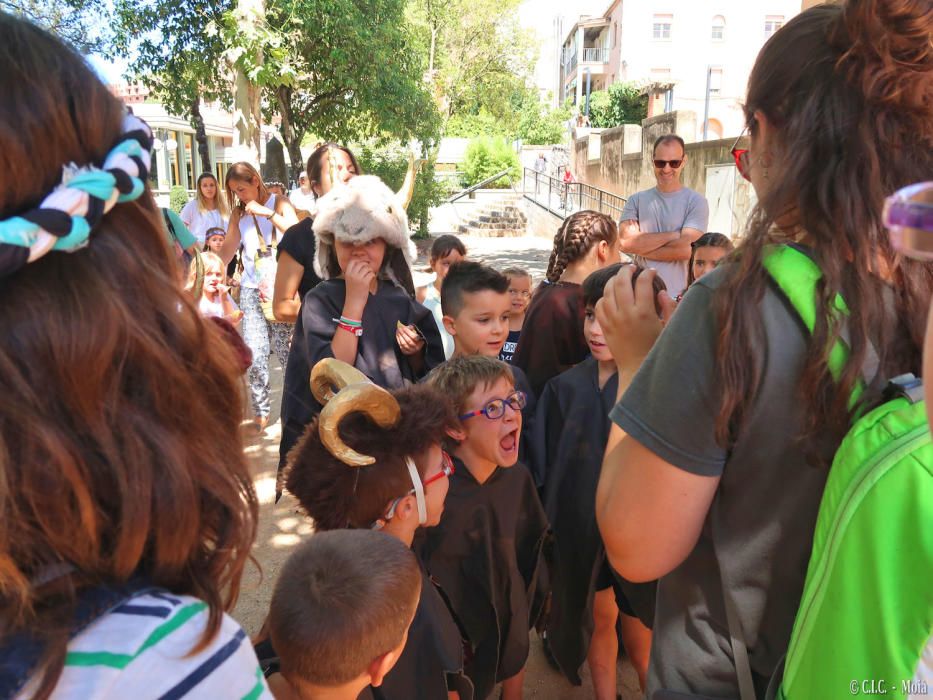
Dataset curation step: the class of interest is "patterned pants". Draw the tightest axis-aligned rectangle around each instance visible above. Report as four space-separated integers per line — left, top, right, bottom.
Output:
240 287 292 418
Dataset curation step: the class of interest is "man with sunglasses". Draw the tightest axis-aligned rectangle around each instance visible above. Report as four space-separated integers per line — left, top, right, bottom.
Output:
619 134 709 294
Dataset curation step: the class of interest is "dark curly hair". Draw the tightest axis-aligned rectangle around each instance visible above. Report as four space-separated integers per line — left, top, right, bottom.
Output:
546 210 619 283
285 384 459 530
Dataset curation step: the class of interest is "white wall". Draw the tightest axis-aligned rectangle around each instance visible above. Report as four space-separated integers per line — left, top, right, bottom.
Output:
617 0 801 140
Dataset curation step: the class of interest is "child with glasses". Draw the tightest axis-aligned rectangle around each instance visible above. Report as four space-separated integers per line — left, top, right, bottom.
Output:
498 267 532 364
422 356 549 700
270 359 472 700
266 530 422 700
533 263 664 698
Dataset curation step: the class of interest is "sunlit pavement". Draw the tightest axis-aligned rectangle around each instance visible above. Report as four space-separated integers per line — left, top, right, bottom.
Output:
233 235 642 699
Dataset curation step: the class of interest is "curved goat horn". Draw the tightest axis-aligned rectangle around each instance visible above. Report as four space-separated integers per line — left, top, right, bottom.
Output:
396 152 423 211
310 359 401 466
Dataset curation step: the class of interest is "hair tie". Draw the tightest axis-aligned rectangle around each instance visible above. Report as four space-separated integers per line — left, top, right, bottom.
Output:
0 113 153 279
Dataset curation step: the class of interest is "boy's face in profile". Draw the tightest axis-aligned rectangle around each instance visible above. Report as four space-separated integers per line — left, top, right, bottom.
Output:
430 249 464 284
444 290 511 357
584 303 613 362
506 275 531 316
459 376 522 467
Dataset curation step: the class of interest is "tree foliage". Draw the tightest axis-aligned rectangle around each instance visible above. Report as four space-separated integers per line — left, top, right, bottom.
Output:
515 96 571 145
3 0 112 54
588 82 648 129
407 0 534 134
461 136 520 189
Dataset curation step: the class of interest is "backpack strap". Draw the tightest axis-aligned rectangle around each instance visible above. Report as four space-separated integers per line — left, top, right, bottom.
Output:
0 577 157 697
761 244 867 409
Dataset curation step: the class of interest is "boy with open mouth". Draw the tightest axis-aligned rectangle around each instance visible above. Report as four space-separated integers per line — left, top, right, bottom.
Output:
420 356 549 700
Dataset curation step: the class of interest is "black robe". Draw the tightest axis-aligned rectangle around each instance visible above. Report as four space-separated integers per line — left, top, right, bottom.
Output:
417 458 550 700
531 358 655 685
279 278 445 473
370 561 474 700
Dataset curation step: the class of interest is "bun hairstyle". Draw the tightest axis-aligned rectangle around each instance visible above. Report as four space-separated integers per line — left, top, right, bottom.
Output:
285 383 459 530
0 15 258 698
546 210 619 283
715 0 933 457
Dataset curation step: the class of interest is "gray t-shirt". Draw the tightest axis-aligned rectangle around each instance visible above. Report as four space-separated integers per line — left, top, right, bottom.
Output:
620 186 709 295
610 264 846 697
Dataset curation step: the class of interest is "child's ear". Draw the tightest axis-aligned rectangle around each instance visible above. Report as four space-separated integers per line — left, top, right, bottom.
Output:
394 495 417 525
446 426 466 442
442 315 457 336
368 648 403 687
596 239 610 262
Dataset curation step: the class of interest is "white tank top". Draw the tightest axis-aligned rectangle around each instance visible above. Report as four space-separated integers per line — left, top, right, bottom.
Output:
237 194 277 289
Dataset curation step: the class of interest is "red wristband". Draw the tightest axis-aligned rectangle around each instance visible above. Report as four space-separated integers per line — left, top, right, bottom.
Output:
337 321 363 337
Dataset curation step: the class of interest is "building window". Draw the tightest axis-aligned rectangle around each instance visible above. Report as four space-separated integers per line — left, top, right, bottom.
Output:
709 67 723 95
764 15 783 38
653 14 672 40
712 15 725 41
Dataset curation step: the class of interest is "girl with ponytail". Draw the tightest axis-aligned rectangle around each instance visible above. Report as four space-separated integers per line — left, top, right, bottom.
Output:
513 210 620 395
594 0 933 696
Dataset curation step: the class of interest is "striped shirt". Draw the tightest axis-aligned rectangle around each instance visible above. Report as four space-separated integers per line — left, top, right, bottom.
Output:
18 591 272 699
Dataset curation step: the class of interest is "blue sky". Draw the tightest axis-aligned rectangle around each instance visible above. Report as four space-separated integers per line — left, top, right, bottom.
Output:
88 54 129 84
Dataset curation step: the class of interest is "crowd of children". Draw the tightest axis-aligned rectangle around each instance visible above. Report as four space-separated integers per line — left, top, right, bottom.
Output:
4 2 930 699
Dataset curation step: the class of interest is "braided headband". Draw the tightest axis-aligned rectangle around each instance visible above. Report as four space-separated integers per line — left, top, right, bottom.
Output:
0 113 153 279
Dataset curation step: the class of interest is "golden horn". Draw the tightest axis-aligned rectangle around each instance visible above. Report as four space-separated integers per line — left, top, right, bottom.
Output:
310 358 371 405
318 384 401 466
310 358 401 466
396 152 421 211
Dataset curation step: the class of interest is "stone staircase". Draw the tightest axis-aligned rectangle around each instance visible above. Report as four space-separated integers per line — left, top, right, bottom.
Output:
455 193 528 238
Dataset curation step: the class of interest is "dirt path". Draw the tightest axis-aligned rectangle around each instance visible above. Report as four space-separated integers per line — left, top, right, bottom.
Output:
232 237 643 699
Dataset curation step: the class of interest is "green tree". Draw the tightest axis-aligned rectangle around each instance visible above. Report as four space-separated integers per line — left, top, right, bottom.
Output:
461 136 520 189
587 82 648 129
515 96 571 145
114 0 234 171
216 0 439 181
3 0 112 53
408 0 535 134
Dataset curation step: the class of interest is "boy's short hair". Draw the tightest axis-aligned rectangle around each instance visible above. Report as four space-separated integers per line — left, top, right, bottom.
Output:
441 261 510 318
426 355 514 415
430 234 467 262
500 266 531 281
582 263 668 315
269 530 422 687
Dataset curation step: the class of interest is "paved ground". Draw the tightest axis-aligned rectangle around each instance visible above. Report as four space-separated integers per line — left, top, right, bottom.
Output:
232 235 642 699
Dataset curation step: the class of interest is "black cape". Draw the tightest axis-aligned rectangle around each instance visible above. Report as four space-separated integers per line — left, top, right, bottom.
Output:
532 358 656 685
279 278 445 472
370 561 474 700
417 458 550 700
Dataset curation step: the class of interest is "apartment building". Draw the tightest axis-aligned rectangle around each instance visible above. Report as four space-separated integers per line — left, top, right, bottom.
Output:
557 0 803 140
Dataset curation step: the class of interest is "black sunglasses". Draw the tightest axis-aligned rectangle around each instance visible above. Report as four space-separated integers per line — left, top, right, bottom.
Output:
653 159 683 169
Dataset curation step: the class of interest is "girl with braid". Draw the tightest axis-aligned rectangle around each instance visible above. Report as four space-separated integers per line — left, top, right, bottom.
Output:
513 210 621 398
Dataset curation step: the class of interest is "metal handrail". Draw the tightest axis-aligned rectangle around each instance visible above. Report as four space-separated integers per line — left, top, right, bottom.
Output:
446 168 516 203
521 167 626 221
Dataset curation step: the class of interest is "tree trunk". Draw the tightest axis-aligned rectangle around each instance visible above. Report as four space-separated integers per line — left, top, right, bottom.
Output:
190 96 212 173
276 85 305 185
231 0 265 167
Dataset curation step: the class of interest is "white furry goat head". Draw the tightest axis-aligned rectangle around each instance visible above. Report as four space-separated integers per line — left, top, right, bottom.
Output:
311 175 416 287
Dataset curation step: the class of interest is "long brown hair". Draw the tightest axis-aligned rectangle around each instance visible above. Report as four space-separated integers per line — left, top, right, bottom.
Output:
714 0 933 454
546 210 618 283
225 161 269 209
0 15 258 697
195 172 230 218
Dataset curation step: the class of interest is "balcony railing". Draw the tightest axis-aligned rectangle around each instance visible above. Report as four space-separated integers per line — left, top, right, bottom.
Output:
563 53 578 75
582 47 610 63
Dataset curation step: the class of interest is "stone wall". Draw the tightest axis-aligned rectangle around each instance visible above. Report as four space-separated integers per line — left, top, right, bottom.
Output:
567 110 754 236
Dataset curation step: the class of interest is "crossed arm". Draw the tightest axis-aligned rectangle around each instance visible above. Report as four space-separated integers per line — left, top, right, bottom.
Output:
619 220 704 262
